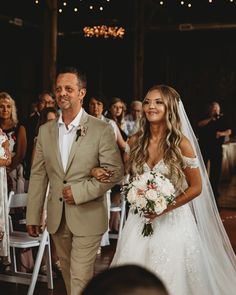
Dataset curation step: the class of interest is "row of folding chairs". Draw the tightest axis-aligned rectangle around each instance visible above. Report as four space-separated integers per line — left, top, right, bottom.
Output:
0 191 53 295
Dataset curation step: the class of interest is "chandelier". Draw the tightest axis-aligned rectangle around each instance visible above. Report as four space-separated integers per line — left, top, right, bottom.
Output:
83 25 125 39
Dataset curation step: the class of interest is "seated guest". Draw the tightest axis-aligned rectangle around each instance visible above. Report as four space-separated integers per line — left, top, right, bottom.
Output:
81 264 169 295
24 91 56 184
125 100 142 136
106 97 129 139
0 92 27 193
0 129 11 270
88 94 126 247
88 94 127 151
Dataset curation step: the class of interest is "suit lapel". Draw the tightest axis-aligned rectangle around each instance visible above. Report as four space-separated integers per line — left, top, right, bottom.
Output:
65 111 89 175
50 119 64 173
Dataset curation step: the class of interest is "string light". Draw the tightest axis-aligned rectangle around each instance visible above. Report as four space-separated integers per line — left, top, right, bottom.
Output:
83 25 125 39
33 1 236 12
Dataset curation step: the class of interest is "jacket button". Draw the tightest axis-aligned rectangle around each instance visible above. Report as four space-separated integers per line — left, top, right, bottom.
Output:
63 180 67 184
59 197 63 202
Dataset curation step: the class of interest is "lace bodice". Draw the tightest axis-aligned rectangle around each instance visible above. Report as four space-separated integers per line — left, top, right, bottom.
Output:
144 155 198 173
143 156 199 192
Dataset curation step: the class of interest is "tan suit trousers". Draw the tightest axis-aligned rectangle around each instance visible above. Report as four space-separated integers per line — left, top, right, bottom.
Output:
52 209 102 295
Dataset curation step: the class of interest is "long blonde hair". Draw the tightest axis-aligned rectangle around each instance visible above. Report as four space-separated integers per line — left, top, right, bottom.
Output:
128 85 185 190
0 92 18 127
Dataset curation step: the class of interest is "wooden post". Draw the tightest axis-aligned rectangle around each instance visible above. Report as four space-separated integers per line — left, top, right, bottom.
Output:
42 0 57 91
133 0 145 100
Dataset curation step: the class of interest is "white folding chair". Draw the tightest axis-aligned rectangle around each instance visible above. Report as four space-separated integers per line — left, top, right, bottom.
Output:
109 194 127 240
0 191 53 295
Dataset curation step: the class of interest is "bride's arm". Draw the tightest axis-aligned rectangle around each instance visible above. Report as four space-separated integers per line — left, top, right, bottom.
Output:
164 137 202 213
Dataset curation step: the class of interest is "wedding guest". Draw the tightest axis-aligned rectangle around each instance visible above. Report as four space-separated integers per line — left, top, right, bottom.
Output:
96 85 236 295
88 94 127 150
197 101 232 201
125 100 143 136
81 264 169 295
107 97 128 139
26 66 124 295
88 94 126 248
31 107 59 164
0 92 27 193
0 129 11 270
24 91 56 184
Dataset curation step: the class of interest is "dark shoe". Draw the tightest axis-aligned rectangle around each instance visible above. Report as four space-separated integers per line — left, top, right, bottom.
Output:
40 265 57 279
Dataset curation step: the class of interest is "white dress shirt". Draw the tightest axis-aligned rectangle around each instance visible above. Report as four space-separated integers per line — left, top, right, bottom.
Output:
58 108 83 172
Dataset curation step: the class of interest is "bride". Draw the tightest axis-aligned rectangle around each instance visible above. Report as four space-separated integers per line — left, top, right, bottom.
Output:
92 85 236 295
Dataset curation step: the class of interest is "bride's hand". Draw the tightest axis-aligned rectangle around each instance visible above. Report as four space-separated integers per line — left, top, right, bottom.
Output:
143 212 158 220
91 167 114 182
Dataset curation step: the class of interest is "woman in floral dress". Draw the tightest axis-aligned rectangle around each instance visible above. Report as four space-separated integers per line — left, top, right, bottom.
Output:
0 128 11 264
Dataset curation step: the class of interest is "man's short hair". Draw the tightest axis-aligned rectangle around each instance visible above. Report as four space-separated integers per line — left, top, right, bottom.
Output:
57 66 87 89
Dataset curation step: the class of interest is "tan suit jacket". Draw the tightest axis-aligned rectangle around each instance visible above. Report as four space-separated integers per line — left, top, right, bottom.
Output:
26 110 124 236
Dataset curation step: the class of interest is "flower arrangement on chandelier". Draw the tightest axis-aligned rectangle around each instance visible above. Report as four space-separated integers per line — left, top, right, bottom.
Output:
83 25 125 39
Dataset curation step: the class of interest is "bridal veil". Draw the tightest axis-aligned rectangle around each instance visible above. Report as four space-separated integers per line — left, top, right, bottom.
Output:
179 100 236 293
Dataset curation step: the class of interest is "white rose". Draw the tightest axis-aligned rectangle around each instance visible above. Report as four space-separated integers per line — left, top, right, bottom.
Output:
132 172 150 189
136 197 147 209
155 177 164 188
154 196 167 214
127 187 138 203
161 180 175 196
145 189 158 201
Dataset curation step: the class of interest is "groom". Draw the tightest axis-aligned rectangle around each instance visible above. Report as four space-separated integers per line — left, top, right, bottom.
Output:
26 67 124 295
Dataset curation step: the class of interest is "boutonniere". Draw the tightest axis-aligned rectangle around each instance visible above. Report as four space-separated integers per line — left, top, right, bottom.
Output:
75 125 86 142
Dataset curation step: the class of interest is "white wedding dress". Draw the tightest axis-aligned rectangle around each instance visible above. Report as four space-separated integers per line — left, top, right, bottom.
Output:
111 156 236 295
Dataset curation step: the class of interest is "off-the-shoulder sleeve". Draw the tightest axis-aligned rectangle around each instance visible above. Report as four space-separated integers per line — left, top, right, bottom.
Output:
182 155 199 169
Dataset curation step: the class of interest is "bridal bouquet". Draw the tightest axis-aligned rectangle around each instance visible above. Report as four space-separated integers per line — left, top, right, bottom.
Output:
122 171 176 237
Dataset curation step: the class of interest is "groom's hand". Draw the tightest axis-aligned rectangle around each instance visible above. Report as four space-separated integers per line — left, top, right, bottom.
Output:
62 186 75 205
